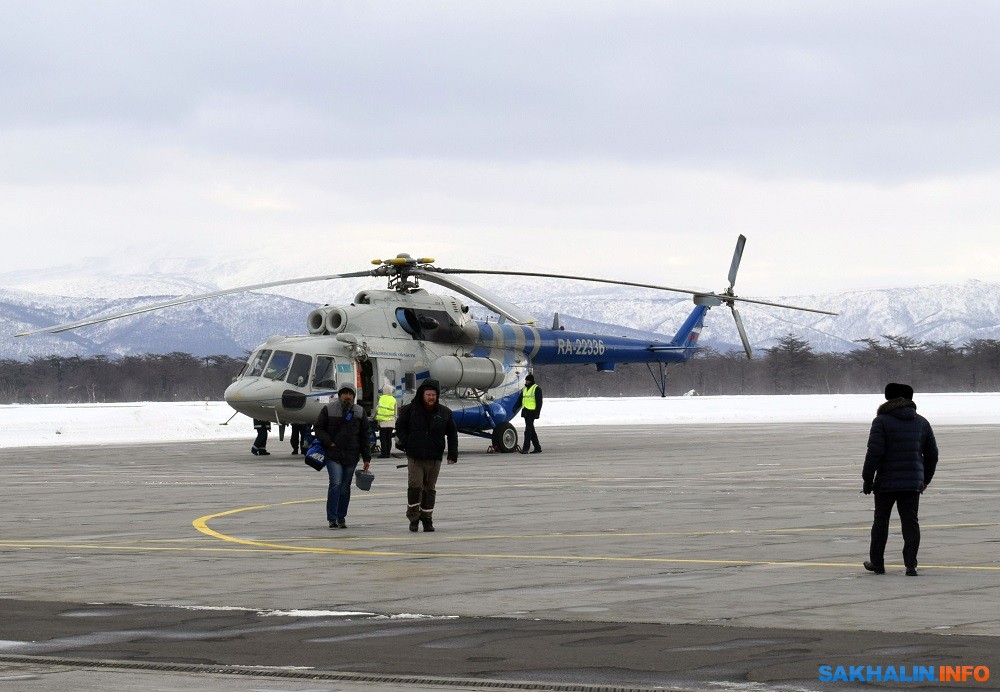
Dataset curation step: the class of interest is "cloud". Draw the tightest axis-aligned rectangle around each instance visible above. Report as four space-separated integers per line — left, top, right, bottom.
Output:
4 1 1000 294
5 2 1000 179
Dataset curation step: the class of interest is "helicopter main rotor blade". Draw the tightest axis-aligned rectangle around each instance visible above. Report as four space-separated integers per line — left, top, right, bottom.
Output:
728 234 746 291
429 268 837 316
15 270 377 336
413 270 539 325
731 305 753 360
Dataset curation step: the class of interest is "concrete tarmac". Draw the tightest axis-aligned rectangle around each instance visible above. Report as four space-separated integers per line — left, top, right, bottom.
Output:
1 423 998 690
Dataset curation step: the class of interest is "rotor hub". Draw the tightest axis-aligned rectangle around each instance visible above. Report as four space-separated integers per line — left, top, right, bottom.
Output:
370 254 437 292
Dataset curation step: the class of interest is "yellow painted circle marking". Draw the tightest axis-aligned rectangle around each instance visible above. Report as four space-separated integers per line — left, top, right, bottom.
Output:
187 499 1000 571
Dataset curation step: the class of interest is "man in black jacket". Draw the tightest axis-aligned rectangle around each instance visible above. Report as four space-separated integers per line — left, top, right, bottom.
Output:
314 385 372 529
862 383 939 576
395 378 458 532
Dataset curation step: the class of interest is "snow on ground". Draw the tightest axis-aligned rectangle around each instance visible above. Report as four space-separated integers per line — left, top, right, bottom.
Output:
1 393 997 449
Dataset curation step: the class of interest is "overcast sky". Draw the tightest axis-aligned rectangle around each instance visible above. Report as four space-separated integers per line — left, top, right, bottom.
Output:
3 1 1000 296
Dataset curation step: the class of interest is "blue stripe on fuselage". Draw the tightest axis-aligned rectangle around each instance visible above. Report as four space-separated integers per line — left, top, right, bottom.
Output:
469 306 706 366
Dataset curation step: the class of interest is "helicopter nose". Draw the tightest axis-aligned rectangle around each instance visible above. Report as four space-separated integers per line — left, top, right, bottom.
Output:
224 378 284 418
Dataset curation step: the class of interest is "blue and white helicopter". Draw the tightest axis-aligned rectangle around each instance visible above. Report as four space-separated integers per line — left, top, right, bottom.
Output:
19 236 834 453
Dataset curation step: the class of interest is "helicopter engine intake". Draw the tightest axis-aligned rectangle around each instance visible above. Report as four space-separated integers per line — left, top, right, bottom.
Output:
306 308 328 334
430 355 505 390
306 306 351 335
325 307 348 333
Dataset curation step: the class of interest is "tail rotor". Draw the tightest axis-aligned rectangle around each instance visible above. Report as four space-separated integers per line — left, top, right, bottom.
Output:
724 234 754 360
727 234 746 291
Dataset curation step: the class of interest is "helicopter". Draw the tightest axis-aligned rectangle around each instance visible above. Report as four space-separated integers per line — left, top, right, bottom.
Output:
17 235 835 453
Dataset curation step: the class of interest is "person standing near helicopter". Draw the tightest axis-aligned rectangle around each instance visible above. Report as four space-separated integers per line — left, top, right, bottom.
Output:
373 384 397 459
395 378 458 532
289 423 311 455
513 373 543 454
314 385 372 529
251 418 270 456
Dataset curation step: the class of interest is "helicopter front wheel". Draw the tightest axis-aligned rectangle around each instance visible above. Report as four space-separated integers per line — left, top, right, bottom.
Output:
490 422 519 454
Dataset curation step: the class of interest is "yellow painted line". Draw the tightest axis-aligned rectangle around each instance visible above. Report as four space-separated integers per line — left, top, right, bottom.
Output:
188 501 1000 570
0 540 291 554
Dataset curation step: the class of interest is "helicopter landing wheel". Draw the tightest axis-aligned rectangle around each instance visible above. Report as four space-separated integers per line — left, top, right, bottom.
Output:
490 422 518 454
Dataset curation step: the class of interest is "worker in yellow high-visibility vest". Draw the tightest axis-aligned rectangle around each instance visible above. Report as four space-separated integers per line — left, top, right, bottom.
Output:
373 384 398 459
513 373 543 454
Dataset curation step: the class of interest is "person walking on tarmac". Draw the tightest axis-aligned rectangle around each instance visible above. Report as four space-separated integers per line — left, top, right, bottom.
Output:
314 385 372 529
513 373 543 454
395 378 458 532
862 382 939 576
374 384 397 459
289 423 311 455
251 419 271 456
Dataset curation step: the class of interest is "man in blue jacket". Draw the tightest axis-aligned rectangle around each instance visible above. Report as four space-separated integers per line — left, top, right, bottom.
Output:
862 383 939 576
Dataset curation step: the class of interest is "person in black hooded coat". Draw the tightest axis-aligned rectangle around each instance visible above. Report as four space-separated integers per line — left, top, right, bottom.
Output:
394 378 458 532
861 382 939 576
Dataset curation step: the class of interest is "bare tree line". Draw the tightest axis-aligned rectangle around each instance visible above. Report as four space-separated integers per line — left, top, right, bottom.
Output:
0 353 244 404
535 334 1000 397
1 334 999 404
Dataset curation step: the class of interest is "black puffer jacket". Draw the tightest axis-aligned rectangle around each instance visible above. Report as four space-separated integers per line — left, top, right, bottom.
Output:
395 379 458 462
863 398 938 493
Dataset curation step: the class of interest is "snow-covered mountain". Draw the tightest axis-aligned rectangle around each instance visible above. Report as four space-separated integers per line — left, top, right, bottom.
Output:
3 257 999 360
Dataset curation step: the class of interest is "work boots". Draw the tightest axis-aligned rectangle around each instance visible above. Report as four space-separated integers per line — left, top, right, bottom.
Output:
420 517 435 532
863 560 885 575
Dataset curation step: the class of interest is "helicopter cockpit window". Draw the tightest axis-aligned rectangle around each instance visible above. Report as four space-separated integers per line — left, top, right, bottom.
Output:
248 349 272 377
287 353 312 388
263 351 293 380
395 308 462 343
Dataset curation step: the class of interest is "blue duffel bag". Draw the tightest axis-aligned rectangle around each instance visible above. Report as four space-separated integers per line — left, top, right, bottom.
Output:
304 440 326 471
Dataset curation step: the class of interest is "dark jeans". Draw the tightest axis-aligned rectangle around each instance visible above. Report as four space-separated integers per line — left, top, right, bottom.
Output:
326 460 358 523
870 491 921 569
522 416 541 451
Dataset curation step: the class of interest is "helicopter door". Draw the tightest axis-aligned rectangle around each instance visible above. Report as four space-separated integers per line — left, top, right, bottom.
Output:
359 359 375 415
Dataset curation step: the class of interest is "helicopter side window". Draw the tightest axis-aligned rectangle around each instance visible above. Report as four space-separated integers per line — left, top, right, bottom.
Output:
383 369 397 390
396 308 422 339
263 350 293 380
404 372 416 392
287 354 312 387
313 356 336 389
248 349 272 377
395 308 461 343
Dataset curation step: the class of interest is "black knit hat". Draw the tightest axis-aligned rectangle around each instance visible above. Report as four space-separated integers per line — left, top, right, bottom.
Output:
884 382 914 400
524 373 535 383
